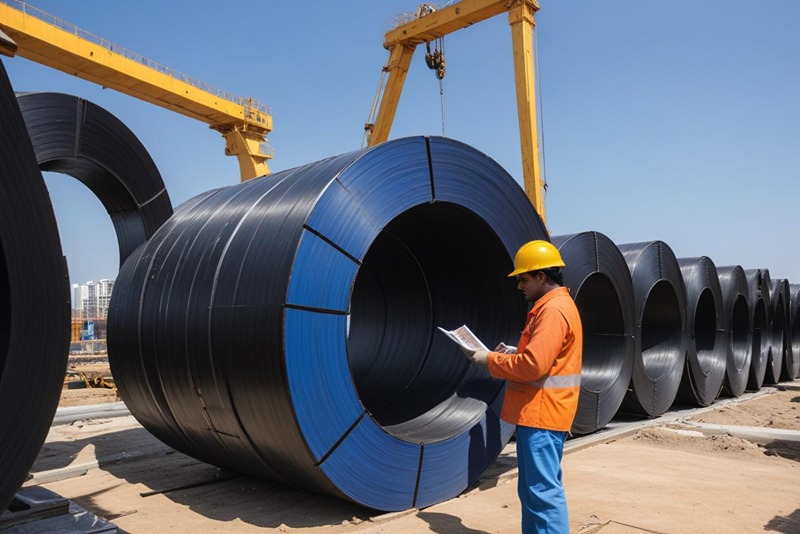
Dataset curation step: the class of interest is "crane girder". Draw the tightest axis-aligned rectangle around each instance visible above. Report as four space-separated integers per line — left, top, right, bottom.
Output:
367 0 546 221
0 1 272 181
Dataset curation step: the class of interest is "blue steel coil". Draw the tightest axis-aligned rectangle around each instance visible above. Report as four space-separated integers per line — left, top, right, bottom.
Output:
16 92 173 265
551 231 635 435
789 284 800 379
716 266 752 397
743 269 770 390
0 61 70 511
675 257 726 406
770 278 791 382
617 241 687 417
108 136 548 511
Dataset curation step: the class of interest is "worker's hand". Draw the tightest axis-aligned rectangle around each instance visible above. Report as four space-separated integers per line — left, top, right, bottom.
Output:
494 342 517 354
458 345 489 368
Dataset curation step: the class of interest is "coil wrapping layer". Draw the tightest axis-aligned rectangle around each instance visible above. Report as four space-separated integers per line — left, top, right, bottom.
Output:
551 232 634 434
108 136 547 511
716 266 752 397
743 269 770 390
789 284 800 379
617 241 686 416
16 92 173 265
0 62 70 511
770 278 790 382
675 257 726 406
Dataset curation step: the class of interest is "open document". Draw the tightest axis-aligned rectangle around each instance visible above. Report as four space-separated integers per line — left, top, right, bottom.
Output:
437 325 488 351
438 325 516 354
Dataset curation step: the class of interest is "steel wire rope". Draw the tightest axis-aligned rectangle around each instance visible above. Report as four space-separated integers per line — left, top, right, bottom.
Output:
743 269 770 390
109 136 549 511
551 232 634 435
15 92 173 265
716 266 752 397
616 241 686 416
675 257 726 406
769 278 790 382
0 61 70 511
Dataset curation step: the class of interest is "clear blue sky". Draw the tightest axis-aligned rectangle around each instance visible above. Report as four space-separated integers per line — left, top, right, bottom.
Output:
5 1 800 285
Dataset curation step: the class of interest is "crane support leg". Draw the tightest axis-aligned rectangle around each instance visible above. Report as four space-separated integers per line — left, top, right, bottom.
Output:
223 129 271 182
368 44 416 146
509 2 545 222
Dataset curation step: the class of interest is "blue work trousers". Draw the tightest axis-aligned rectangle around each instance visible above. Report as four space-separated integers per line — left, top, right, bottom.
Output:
516 425 569 534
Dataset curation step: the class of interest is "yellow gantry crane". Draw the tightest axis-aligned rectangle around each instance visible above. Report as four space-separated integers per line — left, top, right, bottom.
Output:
0 0 272 182
365 0 546 221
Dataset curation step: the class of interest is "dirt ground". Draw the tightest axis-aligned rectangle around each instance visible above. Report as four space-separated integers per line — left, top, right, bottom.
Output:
61 354 120 406
37 365 800 533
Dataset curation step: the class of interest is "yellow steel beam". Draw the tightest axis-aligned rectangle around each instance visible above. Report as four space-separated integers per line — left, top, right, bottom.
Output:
509 1 544 220
366 43 416 146
0 1 272 181
384 0 518 48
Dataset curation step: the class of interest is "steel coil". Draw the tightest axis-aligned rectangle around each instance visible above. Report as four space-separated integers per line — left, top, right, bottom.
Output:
0 62 70 511
108 136 548 511
743 269 770 390
789 284 800 379
551 231 634 435
770 278 791 382
16 92 173 265
716 266 752 397
675 257 726 406
617 241 686 417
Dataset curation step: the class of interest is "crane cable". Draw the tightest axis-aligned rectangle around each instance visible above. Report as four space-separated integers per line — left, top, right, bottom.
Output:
425 38 446 137
361 65 388 148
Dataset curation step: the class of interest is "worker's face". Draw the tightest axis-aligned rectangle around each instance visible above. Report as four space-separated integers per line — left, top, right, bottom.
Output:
516 271 546 303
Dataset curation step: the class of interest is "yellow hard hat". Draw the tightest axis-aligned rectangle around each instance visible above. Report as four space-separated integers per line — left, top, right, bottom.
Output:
508 240 565 277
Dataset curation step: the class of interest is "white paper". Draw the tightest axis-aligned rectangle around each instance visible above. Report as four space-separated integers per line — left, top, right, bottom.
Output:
437 325 489 351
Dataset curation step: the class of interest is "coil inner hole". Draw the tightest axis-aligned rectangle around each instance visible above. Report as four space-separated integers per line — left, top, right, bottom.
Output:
347 202 515 442
574 273 625 393
640 280 682 381
730 295 750 372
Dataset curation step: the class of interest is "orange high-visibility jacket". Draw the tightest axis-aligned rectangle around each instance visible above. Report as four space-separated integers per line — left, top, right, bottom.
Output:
487 286 583 431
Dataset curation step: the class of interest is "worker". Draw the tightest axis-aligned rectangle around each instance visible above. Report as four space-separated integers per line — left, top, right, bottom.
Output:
460 240 582 534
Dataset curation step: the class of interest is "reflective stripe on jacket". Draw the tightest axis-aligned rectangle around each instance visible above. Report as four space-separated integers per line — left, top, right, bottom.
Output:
487 286 583 431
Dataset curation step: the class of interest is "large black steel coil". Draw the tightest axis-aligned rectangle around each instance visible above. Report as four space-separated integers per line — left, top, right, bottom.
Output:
108 136 548 511
770 278 791 382
617 241 686 417
789 284 800 379
16 92 173 265
716 266 752 397
0 62 70 511
743 269 770 390
551 231 634 435
758 269 780 385
675 257 726 406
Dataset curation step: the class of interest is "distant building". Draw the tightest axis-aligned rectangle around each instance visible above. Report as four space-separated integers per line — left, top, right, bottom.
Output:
72 278 114 322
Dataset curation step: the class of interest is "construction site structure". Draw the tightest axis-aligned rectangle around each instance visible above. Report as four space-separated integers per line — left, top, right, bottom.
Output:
0 0 273 182
365 0 546 220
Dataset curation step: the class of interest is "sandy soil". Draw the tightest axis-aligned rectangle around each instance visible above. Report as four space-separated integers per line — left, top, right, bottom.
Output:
61 354 119 406
30 380 800 533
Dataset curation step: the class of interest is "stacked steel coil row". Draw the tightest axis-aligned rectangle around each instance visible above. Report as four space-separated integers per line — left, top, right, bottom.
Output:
4 72 800 512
